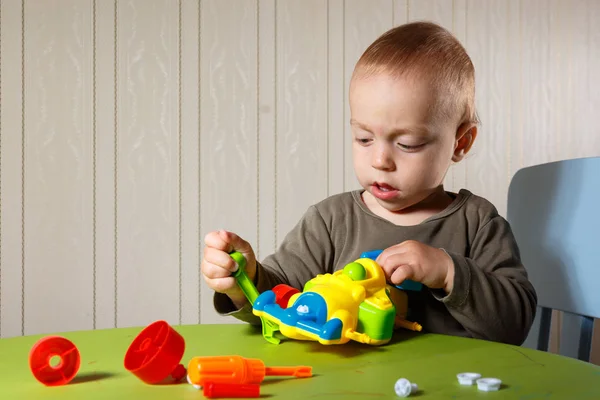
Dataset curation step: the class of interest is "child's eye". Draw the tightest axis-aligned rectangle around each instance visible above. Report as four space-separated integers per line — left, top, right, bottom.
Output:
355 138 372 145
397 143 425 151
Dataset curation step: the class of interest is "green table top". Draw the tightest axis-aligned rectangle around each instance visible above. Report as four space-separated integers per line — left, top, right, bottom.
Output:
1 323 599 399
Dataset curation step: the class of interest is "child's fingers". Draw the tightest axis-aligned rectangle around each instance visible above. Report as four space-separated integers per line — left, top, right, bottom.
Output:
204 230 230 251
379 252 411 279
376 248 393 265
206 230 254 262
221 230 254 255
201 261 232 279
376 241 411 265
390 264 415 286
202 248 238 277
202 275 238 293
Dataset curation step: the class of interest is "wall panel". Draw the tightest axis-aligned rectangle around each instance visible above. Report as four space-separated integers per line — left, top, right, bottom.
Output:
465 0 511 214
199 0 258 324
276 0 329 242
94 0 117 330
23 0 94 335
0 0 25 338
115 0 180 327
257 0 276 262
180 0 200 325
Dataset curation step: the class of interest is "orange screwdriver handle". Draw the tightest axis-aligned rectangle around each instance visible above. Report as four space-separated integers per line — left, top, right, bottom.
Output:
187 356 265 386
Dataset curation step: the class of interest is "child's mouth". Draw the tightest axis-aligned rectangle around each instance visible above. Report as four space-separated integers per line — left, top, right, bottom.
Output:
371 182 399 200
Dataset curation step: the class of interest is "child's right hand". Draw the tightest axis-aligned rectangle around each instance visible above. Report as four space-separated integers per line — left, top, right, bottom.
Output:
201 230 257 309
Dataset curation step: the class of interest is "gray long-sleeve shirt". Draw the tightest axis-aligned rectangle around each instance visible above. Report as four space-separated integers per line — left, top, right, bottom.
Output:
214 189 537 345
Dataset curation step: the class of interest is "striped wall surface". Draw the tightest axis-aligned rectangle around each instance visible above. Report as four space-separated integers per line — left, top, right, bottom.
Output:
0 0 599 361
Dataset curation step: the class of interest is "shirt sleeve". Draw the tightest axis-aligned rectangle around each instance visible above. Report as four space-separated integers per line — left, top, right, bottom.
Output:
432 215 538 345
213 205 335 324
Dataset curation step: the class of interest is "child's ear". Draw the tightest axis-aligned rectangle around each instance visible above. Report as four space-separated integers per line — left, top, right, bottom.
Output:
452 123 478 162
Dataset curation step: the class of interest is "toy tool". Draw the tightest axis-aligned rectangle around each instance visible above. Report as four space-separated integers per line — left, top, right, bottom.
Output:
187 355 312 386
29 336 81 386
229 251 281 344
124 320 187 384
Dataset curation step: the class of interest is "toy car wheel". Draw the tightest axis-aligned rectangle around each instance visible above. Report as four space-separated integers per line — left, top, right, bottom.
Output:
272 284 300 309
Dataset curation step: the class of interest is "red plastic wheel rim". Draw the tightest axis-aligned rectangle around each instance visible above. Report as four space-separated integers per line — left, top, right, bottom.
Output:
272 284 300 309
29 336 81 386
124 320 185 384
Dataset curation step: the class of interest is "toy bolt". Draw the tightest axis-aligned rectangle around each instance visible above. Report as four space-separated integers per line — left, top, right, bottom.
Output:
476 377 502 391
457 372 481 385
395 378 418 397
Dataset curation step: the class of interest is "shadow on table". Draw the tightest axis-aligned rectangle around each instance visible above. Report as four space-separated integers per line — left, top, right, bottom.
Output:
240 324 427 358
70 371 118 384
261 373 322 387
300 329 427 358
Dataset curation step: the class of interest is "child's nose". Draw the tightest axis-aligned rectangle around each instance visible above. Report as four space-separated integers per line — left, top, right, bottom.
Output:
372 147 395 171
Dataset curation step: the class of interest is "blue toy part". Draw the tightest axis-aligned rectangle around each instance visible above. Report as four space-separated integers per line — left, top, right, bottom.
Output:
360 250 423 292
253 290 343 342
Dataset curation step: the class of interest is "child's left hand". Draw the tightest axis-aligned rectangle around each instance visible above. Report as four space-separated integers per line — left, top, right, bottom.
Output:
376 240 455 294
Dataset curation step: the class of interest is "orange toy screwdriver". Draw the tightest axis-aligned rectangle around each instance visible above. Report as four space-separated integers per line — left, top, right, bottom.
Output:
187 355 312 386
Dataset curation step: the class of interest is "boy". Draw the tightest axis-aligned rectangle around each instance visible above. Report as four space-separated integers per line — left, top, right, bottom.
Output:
201 21 537 345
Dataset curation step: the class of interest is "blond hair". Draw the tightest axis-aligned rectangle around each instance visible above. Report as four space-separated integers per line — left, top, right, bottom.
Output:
352 21 478 126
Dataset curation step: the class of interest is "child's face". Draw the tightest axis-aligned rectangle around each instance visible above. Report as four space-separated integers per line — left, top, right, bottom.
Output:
349 72 467 214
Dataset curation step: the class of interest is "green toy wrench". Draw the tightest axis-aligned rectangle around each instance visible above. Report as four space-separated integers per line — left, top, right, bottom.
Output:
229 251 280 344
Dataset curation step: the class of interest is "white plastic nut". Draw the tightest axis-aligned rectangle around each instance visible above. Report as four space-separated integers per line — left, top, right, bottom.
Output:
187 374 202 390
296 305 309 314
394 378 418 397
457 372 482 385
476 377 502 392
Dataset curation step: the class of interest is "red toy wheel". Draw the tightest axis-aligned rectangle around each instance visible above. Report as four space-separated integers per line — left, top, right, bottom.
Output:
272 284 300 309
124 320 186 384
29 336 81 386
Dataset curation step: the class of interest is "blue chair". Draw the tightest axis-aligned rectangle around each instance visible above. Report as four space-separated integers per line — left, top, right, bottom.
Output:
507 157 600 362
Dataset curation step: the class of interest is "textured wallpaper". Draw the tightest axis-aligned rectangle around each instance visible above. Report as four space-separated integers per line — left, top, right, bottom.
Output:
0 0 599 362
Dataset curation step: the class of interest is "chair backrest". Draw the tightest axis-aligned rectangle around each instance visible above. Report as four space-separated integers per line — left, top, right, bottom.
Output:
507 157 600 362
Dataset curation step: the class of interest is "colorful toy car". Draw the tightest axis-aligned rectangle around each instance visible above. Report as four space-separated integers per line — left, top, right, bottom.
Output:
251 256 422 346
